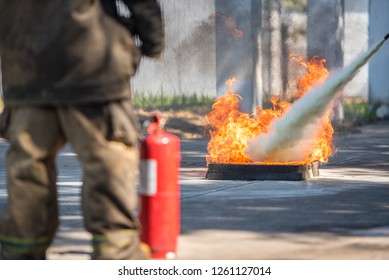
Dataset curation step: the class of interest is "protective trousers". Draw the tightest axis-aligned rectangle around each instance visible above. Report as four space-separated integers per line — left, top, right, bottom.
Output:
0 100 147 259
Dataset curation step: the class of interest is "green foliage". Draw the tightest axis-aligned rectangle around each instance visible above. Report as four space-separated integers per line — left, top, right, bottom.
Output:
283 0 308 12
343 98 376 123
133 91 214 110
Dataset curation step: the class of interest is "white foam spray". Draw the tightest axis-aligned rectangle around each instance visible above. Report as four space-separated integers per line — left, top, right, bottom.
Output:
246 35 388 162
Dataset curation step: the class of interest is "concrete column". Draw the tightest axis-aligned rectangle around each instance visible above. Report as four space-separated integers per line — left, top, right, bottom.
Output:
307 0 344 122
369 0 389 109
252 0 263 108
269 0 283 97
261 0 272 101
215 0 262 113
307 0 344 69
343 0 369 98
261 0 284 100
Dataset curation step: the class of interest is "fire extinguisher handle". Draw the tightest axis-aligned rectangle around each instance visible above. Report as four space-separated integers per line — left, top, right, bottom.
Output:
145 112 167 134
152 112 167 128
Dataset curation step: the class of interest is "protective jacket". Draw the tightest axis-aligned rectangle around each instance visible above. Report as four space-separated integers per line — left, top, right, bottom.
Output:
0 0 164 105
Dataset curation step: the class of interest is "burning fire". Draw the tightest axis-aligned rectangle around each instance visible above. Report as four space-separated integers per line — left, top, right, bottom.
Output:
205 55 334 165
290 54 329 98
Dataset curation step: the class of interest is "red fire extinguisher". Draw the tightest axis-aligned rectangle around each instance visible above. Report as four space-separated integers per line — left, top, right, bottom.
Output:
139 113 180 259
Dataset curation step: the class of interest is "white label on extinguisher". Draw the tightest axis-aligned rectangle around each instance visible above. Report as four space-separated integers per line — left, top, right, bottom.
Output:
139 159 157 195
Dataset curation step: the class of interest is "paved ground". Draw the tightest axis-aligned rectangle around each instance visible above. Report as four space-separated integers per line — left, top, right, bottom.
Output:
0 120 388 259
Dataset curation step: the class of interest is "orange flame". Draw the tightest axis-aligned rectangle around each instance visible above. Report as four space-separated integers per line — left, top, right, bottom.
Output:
205 55 334 165
290 54 329 99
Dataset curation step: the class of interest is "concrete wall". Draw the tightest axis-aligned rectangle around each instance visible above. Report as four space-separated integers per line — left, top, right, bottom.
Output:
307 0 344 70
132 0 217 97
343 0 369 98
133 0 387 108
307 0 345 122
132 0 262 113
369 0 389 106
307 0 388 105
215 0 261 112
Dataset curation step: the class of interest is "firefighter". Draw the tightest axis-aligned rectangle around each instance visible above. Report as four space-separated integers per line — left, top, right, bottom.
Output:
0 0 164 259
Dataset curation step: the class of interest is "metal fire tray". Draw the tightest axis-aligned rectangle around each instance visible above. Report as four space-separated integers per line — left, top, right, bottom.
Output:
206 162 319 181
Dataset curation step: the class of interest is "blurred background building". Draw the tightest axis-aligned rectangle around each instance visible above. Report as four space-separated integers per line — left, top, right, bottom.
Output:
132 0 389 118
0 1 387 118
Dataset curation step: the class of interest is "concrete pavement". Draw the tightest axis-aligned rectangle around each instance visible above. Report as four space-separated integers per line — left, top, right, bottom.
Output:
0 120 389 259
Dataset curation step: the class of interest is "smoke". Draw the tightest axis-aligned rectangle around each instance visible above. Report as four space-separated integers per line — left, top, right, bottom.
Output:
214 12 245 39
245 36 388 162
